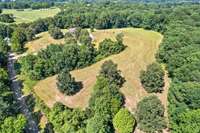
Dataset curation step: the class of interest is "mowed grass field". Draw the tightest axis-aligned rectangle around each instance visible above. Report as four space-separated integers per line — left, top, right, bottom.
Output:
25 29 67 53
34 28 168 111
2 8 60 24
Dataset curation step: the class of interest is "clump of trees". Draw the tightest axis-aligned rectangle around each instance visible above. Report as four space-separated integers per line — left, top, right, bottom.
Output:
113 108 135 133
140 62 164 93
48 26 64 39
0 14 15 23
56 69 81 95
136 95 166 133
87 59 125 133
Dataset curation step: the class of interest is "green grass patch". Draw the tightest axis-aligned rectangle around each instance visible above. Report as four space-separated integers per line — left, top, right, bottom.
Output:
2 7 60 24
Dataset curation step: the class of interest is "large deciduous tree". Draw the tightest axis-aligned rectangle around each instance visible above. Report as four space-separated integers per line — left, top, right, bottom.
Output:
140 62 164 93
113 108 135 133
99 60 125 87
56 69 81 95
136 95 166 133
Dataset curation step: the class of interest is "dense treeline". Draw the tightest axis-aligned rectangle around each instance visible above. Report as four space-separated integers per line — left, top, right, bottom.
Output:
156 4 200 133
0 1 54 9
0 37 27 132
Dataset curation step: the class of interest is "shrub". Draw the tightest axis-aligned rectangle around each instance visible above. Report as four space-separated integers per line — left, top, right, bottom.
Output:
113 108 135 133
140 62 164 93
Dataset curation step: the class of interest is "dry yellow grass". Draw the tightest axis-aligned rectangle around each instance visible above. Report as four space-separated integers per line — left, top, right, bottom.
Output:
25 30 67 53
34 28 166 110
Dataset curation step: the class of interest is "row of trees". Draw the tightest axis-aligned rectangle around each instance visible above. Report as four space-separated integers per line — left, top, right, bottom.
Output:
0 2 54 9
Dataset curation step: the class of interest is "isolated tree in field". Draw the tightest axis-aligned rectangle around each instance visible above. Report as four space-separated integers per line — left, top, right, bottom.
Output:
11 28 27 53
48 26 64 39
136 95 166 133
57 69 80 95
113 108 136 133
140 62 164 93
99 60 125 87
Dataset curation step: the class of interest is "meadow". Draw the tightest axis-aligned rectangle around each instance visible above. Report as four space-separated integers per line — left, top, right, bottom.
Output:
2 8 60 24
33 28 169 112
25 29 67 53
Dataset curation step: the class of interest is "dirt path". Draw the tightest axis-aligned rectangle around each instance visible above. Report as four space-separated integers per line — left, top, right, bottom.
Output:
7 52 39 133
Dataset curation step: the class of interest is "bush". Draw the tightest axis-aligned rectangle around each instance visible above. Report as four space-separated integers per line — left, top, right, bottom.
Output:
140 62 164 93
48 26 64 39
113 108 135 133
56 69 81 95
136 95 166 133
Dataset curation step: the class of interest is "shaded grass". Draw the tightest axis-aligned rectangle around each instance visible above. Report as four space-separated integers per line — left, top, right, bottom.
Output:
2 8 60 24
34 28 164 110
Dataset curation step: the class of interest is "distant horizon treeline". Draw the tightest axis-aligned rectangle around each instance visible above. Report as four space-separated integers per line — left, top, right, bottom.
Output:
0 0 199 3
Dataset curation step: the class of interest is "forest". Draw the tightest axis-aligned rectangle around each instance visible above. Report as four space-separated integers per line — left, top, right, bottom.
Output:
0 1 199 133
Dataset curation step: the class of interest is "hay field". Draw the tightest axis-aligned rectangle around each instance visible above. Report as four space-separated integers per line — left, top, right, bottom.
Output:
34 28 166 110
2 8 60 24
25 29 67 53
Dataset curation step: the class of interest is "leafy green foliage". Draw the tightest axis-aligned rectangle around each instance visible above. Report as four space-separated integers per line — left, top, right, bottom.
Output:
88 76 124 133
136 95 166 133
0 14 14 23
140 62 164 93
99 60 125 87
98 34 125 59
11 28 27 53
0 114 27 133
168 82 200 132
176 109 200 133
113 108 135 133
48 103 87 133
48 26 64 39
86 115 112 133
57 69 81 95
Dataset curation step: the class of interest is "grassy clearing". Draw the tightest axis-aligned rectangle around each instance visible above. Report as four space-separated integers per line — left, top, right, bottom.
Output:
25 29 67 54
34 28 166 111
2 8 60 24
